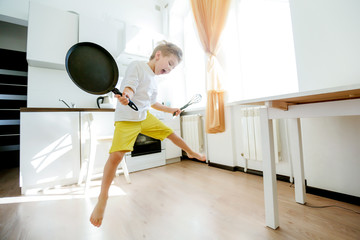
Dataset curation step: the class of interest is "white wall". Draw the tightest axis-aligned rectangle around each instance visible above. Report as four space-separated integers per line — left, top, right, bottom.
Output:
301 117 360 197
288 0 360 197
289 0 360 91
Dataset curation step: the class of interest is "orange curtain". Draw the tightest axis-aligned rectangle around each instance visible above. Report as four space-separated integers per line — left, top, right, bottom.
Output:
190 0 231 133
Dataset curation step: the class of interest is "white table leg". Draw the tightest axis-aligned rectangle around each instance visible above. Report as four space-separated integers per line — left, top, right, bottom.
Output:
287 118 306 204
259 107 279 229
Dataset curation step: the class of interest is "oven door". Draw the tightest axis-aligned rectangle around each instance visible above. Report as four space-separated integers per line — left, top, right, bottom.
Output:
131 133 162 157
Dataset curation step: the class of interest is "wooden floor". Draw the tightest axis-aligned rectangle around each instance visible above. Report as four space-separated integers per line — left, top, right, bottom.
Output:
1 160 360 240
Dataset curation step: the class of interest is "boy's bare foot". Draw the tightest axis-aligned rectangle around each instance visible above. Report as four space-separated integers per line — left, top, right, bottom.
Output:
90 197 107 227
187 152 206 162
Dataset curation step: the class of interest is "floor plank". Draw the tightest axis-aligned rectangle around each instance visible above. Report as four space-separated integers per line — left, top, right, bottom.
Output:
0 160 359 240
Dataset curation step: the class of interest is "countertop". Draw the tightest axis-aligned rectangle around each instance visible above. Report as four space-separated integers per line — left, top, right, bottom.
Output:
20 108 115 112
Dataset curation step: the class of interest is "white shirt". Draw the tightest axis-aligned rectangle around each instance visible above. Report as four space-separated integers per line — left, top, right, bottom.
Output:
114 61 158 121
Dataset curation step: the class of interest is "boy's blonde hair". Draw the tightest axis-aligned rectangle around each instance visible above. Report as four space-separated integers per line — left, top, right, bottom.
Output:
149 41 183 63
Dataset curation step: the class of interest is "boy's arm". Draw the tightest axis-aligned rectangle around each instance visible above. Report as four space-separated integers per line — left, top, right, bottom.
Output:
151 102 181 116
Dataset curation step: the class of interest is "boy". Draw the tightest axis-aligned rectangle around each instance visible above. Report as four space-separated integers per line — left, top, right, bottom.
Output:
90 41 206 227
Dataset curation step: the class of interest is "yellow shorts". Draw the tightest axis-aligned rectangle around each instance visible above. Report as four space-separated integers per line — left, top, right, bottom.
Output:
109 112 173 153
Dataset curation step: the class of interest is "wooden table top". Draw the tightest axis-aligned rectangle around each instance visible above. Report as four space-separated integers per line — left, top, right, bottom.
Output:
231 84 360 110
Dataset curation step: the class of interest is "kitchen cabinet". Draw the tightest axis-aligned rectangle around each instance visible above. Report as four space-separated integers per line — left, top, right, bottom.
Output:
20 111 80 194
125 151 166 173
118 24 162 59
20 109 181 193
81 111 171 173
80 111 115 175
163 117 182 160
116 24 163 71
26 2 78 70
79 15 123 58
19 109 115 194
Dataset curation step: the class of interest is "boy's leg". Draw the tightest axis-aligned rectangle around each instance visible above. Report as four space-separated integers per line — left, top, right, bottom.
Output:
90 151 126 227
140 113 205 162
167 133 206 161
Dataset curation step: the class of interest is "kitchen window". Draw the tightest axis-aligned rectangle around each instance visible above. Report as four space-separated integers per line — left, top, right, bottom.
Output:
175 0 298 103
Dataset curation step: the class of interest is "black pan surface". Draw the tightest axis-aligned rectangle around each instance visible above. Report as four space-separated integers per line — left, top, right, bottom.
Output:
65 42 138 111
65 42 118 95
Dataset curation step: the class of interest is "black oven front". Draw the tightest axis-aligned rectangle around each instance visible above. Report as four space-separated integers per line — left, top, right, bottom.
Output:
131 133 161 157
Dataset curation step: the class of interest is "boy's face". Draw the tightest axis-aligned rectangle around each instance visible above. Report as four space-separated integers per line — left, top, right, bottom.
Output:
154 51 179 75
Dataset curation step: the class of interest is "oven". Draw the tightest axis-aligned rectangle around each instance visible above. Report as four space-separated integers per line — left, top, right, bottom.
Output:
124 110 167 172
131 133 162 157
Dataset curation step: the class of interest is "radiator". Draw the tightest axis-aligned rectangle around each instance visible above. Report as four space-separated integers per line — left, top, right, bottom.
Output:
240 107 281 162
181 115 204 154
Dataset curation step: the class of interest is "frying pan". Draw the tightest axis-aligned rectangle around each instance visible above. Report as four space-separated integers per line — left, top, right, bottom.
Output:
65 42 138 111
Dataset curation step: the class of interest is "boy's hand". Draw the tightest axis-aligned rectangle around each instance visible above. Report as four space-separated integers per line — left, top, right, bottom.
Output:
115 92 130 106
115 87 134 106
172 108 181 117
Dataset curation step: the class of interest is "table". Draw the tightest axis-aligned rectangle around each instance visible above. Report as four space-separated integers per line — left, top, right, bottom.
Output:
233 84 360 229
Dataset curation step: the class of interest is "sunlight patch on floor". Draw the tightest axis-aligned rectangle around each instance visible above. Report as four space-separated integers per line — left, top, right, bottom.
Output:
0 180 126 205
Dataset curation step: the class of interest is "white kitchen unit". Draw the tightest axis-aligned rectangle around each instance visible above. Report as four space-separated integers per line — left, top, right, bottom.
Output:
20 111 81 194
80 111 115 175
79 15 123 58
81 110 169 174
118 24 163 59
124 116 181 172
121 114 182 172
125 151 166 173
163 116 182 160
26 2 78 70
20 108 180 193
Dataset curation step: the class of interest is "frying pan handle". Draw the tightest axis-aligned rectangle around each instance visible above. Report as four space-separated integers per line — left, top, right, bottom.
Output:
111 88 123 96
111 88 138 111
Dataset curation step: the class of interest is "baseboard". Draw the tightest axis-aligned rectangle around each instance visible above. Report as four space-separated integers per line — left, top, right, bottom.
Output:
208 161 290 182
306 186 360 206
208 161 360 206
208 161 235 171
166 157 181 165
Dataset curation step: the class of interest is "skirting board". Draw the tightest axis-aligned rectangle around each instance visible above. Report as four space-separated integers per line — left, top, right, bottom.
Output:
166 157 181 165
207 161 360 206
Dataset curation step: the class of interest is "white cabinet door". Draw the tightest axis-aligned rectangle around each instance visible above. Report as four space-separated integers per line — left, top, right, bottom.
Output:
163 117 182 159
20 112 80 193
125 151 166 173
80 112 115 174
79 15 123 58
164 129 182 159
27 2 78 70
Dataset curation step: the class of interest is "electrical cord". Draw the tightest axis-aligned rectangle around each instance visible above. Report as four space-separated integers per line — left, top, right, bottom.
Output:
288 183 360 215
304 203 360 215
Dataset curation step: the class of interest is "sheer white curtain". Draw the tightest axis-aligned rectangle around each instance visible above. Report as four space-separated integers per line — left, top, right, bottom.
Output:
182 0 299 103
183 10 206 107
221 0 299 102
